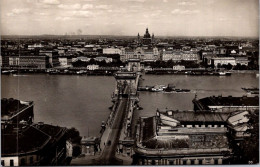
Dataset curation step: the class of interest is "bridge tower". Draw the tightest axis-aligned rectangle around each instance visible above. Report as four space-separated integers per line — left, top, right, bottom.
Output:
112 72 137 101
127 58 141 72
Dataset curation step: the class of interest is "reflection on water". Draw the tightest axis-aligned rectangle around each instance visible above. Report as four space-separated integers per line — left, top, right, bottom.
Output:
1 73 258 136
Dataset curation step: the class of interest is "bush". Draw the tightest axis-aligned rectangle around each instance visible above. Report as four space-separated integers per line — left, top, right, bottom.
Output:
67 127 82 144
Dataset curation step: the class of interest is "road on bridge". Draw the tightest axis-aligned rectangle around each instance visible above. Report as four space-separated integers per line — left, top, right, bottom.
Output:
94 94 129 165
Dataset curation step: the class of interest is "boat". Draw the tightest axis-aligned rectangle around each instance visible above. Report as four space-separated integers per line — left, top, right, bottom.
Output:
185 71 191 75
214 71 231 76
1 70 17 74
164 85 191 93
137 86 153 91
225 72 232 76
159 85 167 89
242 87 259 94
76 70 85 75
13 74 27 77
164 84 176 92
181 89 191 92
151 85 164 92
218 72 226 76
1 70 11 74
164 87 174 92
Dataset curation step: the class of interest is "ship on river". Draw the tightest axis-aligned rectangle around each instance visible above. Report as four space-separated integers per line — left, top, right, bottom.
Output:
138 84 191 93
241 87 259 94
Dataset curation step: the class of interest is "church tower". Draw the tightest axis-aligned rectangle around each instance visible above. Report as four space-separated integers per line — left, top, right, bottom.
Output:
143 28 152 45
144 28 151 38
137 33 140 44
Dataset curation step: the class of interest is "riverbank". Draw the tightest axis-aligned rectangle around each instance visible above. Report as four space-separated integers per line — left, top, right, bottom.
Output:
1 68 258 76
229 70 258 74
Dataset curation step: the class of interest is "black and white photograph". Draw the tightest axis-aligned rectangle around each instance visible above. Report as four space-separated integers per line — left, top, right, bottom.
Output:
0 0 259 166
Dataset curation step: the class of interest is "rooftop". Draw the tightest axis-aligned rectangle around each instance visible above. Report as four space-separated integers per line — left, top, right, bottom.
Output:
1 123 66 156
142 117 156 142
1 98 33 120
139 116 229 150
193 96 259 110
158 110 229 123
212 57 236 60
2 125 50 155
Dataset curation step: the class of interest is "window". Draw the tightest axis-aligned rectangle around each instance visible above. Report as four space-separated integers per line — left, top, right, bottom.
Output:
191 160 194 165
214 159 219 164
10 160 14 166
183 160 187 165
199 160 203 165
169 161 173 165
1 160 5 166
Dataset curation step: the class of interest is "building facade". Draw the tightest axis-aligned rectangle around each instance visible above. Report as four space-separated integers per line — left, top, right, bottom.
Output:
235 57 249 66
120 47 159 62
103 48 122 55
87 64 99 71
162 50 199 62
133 110 232 165
211 57 236 67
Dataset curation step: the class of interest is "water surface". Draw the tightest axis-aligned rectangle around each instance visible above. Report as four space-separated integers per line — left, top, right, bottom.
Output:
2 73 258 136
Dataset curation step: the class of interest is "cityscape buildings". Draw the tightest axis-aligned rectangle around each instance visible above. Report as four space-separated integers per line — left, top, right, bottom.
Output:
1 0 259 166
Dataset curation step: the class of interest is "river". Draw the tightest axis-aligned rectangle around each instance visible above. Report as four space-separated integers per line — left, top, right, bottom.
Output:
1 73 258 137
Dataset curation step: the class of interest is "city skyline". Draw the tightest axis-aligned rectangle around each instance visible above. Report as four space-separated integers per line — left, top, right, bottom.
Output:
0 0 259 37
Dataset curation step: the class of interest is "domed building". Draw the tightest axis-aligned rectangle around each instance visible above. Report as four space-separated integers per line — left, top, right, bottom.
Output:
137 28 155 46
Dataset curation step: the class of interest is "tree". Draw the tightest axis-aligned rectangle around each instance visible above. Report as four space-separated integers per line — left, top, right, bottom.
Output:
241 65 247 70
89 58 96 64
217 63 221 69
234 63 242 70
72 60 88 67
98 60 107 67
166 59 174 67
226 63 233 70
72 145 81 157
67 127 82 144
239 111 259 164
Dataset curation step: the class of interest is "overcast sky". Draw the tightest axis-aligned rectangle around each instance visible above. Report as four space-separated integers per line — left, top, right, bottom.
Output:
0 0 258 37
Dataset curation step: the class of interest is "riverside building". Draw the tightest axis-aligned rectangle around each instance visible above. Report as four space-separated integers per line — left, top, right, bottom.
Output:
193 95 259 112
133 110 232 165
120 47 159 62
1 98 72 166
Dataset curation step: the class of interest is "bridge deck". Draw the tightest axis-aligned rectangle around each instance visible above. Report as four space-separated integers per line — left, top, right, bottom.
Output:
93 73 140 165
94 87 130 165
